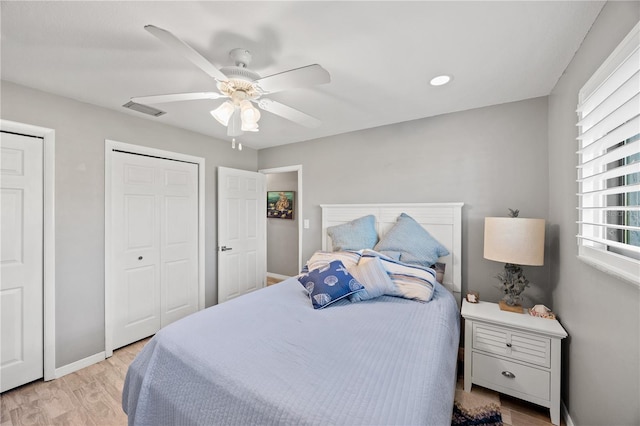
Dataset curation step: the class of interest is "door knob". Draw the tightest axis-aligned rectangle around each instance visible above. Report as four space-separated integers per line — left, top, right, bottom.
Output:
220 246 233 252
138 256 143 260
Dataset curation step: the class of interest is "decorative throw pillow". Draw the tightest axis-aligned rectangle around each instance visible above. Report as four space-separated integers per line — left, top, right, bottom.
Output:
327 215 378 251
362 251 438 302
298 260 365 309
374 213 449 266
348 255 397 302
305 250 362 273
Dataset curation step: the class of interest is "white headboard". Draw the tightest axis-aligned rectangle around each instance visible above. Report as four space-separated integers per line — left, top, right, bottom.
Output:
320 202 464 306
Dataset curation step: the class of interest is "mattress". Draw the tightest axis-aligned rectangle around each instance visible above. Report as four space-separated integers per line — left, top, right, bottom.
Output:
122 276 460 425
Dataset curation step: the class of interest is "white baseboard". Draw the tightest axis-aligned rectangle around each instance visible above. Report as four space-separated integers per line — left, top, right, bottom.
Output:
267 272 291 280
53 351 106 379
561 400 574 426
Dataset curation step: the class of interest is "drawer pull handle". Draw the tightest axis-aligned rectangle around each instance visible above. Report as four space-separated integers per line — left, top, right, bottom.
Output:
501 371 516 379
506 343 512 348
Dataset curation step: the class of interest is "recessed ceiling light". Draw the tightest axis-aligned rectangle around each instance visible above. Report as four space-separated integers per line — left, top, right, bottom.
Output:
430 75 452 86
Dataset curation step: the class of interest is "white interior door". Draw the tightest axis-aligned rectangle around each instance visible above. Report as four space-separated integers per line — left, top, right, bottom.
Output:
0 132 43 392
217 167 266 303
111 152 198 349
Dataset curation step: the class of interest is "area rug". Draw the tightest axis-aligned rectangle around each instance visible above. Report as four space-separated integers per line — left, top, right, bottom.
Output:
451 386 503 426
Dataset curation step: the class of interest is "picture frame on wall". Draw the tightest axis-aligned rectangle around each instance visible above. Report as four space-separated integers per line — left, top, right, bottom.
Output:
267 191 295 219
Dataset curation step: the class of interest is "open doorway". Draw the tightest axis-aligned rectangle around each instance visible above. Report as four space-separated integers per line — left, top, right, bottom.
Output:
259 165 302 282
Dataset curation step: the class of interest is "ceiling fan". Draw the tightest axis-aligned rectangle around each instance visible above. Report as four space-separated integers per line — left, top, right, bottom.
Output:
131 25 331 138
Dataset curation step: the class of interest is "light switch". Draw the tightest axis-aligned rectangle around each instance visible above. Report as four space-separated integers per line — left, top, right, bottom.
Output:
303 219 310 229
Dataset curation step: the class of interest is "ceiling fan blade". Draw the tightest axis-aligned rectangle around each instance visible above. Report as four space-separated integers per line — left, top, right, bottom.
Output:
144 25 228 82
131 92 224 104
256 64 330 94
257 98 321 128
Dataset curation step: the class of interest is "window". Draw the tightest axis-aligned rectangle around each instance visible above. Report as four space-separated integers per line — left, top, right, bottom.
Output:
576 21 640 286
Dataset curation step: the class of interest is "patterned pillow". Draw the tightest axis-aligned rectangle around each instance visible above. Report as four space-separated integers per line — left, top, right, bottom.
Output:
298 260 365 309
327 215 378 251
374 213 449 266
305 250 362 273
348 255 397 302
362 251 438 302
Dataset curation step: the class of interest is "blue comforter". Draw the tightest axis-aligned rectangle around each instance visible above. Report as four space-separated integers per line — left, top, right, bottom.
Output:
122 277 459 425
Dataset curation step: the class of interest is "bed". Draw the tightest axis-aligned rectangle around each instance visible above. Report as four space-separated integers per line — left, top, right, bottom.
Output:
123 202 464 425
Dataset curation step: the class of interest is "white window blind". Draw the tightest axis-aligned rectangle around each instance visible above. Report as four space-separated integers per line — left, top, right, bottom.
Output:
576 21 640 286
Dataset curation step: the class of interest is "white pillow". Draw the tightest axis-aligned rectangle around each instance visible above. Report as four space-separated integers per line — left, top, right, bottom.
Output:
348 256 397 302
305 250 361 273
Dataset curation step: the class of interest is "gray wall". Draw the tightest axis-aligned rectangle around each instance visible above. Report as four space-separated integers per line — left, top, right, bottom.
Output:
259 97 550 306
1 81 258 368
547 2 640 425
266 172 299 276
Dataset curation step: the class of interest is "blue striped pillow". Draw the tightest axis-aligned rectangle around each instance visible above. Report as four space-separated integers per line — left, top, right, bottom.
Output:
362 250 437 302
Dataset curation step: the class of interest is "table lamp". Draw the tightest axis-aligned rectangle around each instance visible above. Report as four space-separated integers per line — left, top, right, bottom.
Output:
484 210 545 312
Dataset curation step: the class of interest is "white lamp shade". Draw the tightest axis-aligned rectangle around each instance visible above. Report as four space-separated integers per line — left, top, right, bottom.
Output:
484 217 546 266
227 107 243 137
211 101 235 126
241 121 259 132
240 100 261 125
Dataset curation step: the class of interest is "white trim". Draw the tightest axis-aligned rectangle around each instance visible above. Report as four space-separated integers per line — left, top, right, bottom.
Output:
104 139 206 357
579 21 640 105
259 165 303 273
561 400 575 426
54 351 105 379
0 119 56 381
577 248 640 287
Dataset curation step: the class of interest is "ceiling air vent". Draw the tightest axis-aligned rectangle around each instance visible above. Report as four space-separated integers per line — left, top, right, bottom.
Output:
122 101 166 117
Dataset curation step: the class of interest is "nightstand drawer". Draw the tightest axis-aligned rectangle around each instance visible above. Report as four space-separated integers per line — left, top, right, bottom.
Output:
472 352 550 401
473 323 551 368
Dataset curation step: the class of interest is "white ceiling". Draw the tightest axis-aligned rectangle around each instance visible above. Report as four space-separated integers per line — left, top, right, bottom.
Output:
1 1 604 150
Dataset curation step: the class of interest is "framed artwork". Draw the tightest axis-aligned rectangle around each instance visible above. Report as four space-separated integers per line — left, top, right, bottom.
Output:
267 191 295 219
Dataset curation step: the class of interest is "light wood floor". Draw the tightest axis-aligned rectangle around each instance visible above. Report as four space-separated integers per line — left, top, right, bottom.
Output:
266 275 284 286
454 376 562 426
1 338 149 426
2 330 559 426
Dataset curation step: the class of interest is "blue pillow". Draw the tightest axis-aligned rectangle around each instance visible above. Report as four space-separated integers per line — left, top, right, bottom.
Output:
298 260 365 309
327 215 378 251
374 213 449 267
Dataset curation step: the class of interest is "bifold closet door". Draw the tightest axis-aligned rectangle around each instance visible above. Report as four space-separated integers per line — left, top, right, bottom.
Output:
0 132 44 392
111 151 198 350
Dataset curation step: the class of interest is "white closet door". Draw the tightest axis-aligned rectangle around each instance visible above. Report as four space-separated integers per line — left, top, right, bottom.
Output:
159 159 199 327
0 132 43 392
111 152 198 349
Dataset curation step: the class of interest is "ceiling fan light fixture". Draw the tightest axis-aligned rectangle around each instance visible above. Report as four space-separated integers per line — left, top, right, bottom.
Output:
227 107 243 137
241 121 259 132
211 101 235 126
240 100 261 123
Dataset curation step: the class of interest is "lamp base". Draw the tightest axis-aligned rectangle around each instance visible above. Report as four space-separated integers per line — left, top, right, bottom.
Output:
499 300 524 314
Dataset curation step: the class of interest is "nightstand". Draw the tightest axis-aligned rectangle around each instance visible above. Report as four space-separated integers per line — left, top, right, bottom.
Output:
461 300 568 425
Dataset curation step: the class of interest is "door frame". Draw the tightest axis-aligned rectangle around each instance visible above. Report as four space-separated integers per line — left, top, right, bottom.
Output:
104 139 205 357
0 119 56 381
258 165 303 273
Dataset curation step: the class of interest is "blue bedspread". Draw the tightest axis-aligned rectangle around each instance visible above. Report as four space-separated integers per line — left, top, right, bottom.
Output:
122 277 460 425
